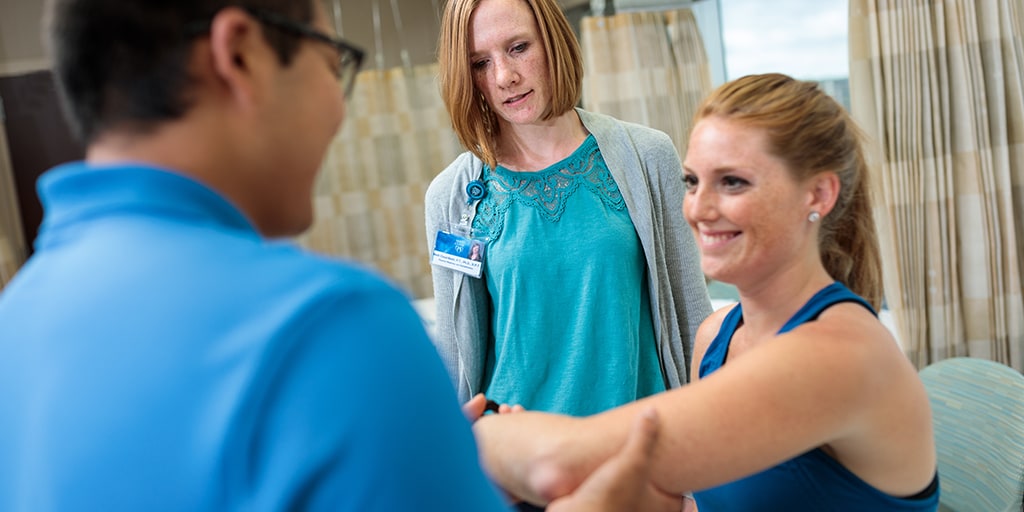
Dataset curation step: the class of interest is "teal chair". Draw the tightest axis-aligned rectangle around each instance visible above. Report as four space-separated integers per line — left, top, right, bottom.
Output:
919 357 1024 512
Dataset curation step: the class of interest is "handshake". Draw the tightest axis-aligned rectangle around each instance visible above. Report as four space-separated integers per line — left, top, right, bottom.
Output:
461 394 693 512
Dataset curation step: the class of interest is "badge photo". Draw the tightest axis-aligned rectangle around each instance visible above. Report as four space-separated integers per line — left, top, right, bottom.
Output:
431 231 486 278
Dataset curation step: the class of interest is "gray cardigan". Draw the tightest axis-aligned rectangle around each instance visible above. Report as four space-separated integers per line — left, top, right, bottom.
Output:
424 108 712 403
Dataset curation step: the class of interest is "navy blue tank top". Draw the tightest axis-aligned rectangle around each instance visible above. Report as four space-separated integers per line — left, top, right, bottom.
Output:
694 282 939 512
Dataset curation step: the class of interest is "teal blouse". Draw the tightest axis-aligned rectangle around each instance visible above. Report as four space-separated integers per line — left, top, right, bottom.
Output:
472 135 665 416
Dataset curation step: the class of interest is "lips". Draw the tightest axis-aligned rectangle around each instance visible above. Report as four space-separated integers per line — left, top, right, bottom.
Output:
699 231 739 247
504 90 532 104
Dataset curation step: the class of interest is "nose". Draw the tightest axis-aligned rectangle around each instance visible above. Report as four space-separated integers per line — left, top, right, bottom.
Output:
493 57 519 88
683 184 716 224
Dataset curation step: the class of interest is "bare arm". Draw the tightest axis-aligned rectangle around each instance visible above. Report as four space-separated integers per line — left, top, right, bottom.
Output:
472 308 727 503
474 304 931 500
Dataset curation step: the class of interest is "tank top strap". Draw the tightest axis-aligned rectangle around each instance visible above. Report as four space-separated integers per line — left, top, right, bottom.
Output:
698 282 875 379
698 304 743 378
777 282 876 335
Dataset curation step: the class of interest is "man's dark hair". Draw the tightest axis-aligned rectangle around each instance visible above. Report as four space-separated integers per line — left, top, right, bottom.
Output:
46 0 314 144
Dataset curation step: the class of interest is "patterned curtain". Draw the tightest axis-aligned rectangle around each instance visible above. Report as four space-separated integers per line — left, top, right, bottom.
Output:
848 0 1024 370
0 121 27 290
579 7 712 158
296 65 462 300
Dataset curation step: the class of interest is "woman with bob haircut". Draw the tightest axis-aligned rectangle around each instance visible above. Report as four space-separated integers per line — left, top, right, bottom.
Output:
425 0 711 444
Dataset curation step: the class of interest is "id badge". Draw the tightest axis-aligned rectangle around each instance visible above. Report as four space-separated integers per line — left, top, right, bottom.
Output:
431 230 487 278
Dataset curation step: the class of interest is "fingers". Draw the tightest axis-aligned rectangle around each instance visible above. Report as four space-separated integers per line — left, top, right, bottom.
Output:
547 407 669 512
463 394 524 422
682 494 699 512
651 490 689 512
623 409 686 512
497 402 526 414
462 393 487 422
621 407 660 466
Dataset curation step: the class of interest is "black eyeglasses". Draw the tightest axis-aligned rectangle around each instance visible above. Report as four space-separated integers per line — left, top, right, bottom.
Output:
188 6 365 98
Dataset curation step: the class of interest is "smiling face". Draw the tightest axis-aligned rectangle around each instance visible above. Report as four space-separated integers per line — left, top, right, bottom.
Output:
468 0 551 128
683 116 821 288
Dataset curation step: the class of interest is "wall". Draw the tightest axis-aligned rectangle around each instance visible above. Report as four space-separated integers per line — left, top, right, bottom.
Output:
0 0 44 284
0 0 48 75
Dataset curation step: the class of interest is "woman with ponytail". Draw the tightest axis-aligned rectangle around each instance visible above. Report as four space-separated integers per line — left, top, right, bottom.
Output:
468 74 940 512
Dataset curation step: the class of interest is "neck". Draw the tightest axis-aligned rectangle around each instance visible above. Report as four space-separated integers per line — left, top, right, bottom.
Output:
733 253 835 340
496 109 588 172
86 111 230 175
85 113 270 234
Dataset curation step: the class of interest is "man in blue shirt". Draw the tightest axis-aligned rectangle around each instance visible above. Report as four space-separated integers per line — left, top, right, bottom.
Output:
0 0 671 510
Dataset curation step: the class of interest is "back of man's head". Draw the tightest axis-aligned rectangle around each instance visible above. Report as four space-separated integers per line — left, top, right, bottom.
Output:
45 0 313 145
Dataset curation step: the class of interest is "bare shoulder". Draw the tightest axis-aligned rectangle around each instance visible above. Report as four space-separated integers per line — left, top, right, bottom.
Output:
776 302 927 431
691 304 736 381
800 303 905 365
784 303 936 494
783 303 910 383
700 303 736 337
697 301 917 428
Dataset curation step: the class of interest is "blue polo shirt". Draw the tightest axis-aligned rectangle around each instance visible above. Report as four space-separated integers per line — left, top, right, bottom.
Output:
0 163 507 511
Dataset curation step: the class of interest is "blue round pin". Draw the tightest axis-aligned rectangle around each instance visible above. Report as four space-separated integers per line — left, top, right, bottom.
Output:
466 180 486 204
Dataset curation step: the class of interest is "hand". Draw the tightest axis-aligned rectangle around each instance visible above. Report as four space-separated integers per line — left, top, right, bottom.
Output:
462 394 489 422
462 394 524 422
546 408 682 512
683 494 699 512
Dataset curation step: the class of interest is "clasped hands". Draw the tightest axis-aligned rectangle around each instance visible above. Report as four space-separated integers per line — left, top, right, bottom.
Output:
462 394 690 512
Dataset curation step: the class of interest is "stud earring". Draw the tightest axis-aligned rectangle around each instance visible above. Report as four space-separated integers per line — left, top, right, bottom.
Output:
808 211 821 223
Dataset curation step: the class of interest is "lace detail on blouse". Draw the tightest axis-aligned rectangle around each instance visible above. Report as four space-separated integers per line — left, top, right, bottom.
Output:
473 136 624 240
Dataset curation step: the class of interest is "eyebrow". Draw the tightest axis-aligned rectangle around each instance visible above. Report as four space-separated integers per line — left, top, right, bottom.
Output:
469 33 533 59
682 164 747 176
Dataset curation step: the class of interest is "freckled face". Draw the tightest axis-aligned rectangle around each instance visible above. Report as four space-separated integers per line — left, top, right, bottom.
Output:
682 117 815 287
469 0 551 128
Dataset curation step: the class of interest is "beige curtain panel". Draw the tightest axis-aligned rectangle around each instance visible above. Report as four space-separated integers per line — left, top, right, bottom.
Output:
297 65 463 300
849 0 1024 370
0 121 28 291
580 7 712 158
